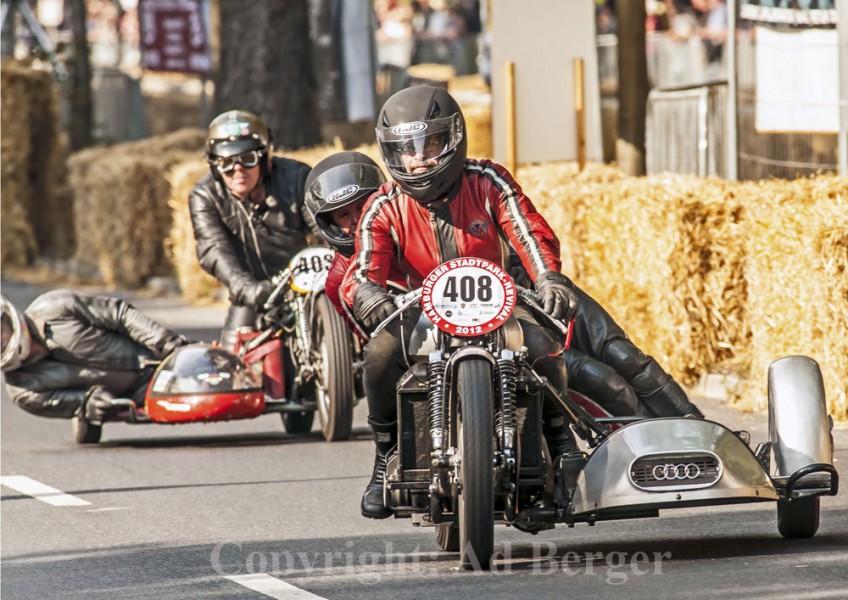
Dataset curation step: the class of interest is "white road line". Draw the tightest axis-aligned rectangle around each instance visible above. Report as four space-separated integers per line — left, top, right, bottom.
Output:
0 475 91 507
225 574 328 599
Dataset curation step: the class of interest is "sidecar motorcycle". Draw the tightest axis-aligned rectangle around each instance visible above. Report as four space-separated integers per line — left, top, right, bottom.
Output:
375 259 839 570
71 246 363 444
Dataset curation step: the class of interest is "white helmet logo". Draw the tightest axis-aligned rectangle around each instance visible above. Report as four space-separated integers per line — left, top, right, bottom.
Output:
327 185 359 204
391 121 427 135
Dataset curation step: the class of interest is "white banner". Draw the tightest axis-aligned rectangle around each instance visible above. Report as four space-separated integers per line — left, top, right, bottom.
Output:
755 26 839 132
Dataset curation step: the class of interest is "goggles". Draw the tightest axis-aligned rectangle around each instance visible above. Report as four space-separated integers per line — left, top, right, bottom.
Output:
376 113 463 171
213 150 263 174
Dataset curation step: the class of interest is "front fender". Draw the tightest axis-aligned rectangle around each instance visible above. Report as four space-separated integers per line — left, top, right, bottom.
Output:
571 418 777 516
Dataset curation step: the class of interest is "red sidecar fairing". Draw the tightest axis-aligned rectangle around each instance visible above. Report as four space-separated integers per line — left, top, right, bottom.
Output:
144 344 265 423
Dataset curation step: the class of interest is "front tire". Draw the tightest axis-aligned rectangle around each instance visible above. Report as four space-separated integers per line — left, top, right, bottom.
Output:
72 416 102 444
457 359 494 570
778 496 820 539
313 294 354 441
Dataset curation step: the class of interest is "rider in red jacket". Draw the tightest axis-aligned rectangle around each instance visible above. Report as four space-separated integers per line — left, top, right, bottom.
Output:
344 86 581 519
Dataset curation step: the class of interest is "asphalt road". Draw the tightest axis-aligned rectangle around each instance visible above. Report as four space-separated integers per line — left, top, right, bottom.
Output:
2 280 846 599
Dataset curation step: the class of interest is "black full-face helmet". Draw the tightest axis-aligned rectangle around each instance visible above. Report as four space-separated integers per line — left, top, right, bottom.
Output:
205 110 273 182
376 85 467 202
304 151 386 257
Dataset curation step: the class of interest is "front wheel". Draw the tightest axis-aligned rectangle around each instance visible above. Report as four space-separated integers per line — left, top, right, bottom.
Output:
777 496 820 539
457 359 495 570
313 294 354 441
72 416 101 444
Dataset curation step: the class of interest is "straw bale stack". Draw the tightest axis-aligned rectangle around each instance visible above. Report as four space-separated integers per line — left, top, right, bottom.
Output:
741 175 848 419
1 59 73 266
528 169 749 386
68 129 206 287
166 160 222 303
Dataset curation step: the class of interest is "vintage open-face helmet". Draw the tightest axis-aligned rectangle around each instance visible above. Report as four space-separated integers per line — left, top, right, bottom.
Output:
205 110 273 181
1 296 32 372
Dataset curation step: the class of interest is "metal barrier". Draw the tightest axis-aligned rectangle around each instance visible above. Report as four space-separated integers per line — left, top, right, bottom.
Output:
646 81 727 178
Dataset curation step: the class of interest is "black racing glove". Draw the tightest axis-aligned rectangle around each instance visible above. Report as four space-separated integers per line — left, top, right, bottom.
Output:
158 334 193 358
83 385 118 425
242 280 275 311
535 271 579 323
353 282 397 331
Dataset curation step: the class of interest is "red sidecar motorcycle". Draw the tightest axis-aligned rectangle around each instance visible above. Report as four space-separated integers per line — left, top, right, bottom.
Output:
71 246 363 444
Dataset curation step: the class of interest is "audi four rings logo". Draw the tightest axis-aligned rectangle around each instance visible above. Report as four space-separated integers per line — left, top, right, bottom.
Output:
327 185 359 204
651 463 701 480
391 121 427 135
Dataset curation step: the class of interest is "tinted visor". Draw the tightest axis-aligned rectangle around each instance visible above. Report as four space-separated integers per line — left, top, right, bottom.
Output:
308 163 386 213
376 113 463 172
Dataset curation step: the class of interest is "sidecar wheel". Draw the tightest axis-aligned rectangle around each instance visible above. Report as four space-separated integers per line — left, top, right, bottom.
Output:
281 410 315 434
777 496 820 539
72 417 101 444
314 293 354 441
435 523 459 552
457 359 494 570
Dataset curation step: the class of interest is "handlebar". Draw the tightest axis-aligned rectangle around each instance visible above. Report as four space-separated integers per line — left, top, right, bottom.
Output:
368 284 573 341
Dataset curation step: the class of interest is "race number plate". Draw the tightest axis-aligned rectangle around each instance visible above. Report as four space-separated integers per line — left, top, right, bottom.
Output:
288 247 334 294
421 258 516 337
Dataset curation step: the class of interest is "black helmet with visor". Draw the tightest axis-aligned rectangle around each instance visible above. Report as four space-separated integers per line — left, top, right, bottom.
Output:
376 85 467 202
304 152 386 257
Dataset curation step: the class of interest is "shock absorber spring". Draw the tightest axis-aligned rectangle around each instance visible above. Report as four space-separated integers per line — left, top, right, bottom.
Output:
498 350 517 451
427 351 446 454
294 296 310 363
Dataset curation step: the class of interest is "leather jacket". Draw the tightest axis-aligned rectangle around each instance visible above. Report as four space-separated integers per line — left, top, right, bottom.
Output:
189 157 314 307
342 158 561 305
3 289 187 418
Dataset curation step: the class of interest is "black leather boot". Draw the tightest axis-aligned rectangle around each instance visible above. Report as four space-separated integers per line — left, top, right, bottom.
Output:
542 406 579 460
361 419 397 519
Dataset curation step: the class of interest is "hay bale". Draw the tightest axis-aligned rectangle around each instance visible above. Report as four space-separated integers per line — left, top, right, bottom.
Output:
1 59 73 265
167 160 223 303
68 129 206 287
529 168 748 386
741 175 848 419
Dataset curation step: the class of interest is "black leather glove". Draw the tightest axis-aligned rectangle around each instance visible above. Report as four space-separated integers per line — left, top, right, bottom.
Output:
535 271 578 322
159 334 192 358
243 280 275 311
353 282 397 331
83 385 118 425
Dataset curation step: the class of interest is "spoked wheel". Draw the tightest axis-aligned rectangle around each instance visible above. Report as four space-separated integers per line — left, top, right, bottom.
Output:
313 293 354 441
72 416 102 444
435 522 459 552
777 496 820 539
456 359 494 570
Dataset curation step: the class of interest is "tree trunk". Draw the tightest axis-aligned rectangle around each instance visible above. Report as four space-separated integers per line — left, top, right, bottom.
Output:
215 0 322 150
616 0 648 176
68 0 93 151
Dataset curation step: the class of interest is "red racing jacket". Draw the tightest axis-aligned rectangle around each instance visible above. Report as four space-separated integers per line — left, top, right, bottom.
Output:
341 158 562 306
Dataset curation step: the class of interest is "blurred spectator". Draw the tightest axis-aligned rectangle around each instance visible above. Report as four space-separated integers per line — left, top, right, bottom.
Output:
698 0 727 77
596 2 617 35
375 0 414 68
410 0 465 68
